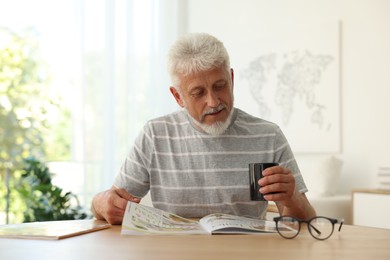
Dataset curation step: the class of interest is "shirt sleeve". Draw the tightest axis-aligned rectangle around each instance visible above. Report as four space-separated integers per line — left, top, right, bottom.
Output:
113 122 154 198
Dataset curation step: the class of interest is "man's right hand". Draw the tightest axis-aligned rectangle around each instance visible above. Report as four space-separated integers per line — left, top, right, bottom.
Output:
91 186 141 225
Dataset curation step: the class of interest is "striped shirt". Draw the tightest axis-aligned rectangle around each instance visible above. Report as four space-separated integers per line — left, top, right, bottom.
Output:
114 108 307 219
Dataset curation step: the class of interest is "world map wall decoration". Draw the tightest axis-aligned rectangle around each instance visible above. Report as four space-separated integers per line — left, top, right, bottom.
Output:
232 21 341 153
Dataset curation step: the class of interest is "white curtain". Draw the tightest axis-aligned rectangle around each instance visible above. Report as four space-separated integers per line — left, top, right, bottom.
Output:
0 0 187 210
70 0 187 208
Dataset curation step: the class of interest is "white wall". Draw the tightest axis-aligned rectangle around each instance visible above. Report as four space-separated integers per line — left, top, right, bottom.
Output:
185 0 390 195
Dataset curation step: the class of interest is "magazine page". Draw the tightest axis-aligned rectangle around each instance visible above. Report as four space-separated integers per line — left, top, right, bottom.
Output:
199 213 278 234
121 202 207 235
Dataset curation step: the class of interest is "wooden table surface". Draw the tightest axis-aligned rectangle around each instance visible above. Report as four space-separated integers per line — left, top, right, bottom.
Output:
1 222 390 260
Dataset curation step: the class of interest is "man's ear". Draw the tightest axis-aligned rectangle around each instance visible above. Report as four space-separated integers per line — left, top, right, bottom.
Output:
230 68 234 89
170 86 185 108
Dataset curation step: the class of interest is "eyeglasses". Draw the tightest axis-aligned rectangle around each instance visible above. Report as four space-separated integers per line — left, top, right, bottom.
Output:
273 216 344 240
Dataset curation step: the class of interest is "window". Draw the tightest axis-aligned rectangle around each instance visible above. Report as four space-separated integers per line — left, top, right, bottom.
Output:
0 0 186 221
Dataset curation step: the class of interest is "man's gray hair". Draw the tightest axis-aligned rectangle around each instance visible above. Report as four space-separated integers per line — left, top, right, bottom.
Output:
168 33 230 87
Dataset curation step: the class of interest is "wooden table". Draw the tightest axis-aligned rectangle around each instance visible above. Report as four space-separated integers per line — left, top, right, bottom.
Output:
1 222 389 260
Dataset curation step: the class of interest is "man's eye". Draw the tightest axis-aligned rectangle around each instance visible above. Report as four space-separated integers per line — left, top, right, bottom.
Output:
214 83 226 90
191 89 204 97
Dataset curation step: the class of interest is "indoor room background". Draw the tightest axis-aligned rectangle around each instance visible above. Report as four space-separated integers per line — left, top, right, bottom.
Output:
0 0 389 225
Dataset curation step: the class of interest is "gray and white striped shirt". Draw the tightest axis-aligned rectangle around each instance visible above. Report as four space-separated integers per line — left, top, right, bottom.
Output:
114 108 307 219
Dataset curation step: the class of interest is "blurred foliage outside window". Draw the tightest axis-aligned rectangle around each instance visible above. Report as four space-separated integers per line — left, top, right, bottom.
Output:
0 27 85 223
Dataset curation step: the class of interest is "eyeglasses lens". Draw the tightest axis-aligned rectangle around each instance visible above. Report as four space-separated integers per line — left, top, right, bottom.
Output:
277 217 300 239
309 217 334 240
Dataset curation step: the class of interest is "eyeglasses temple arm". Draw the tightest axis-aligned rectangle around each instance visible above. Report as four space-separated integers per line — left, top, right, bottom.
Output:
309 223 322 235
338 219 344 232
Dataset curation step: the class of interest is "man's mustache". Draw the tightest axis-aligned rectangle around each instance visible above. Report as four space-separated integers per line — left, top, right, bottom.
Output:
200 103 226 121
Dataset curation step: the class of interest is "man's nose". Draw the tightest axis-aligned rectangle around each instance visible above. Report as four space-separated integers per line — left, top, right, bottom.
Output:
206 91 220 107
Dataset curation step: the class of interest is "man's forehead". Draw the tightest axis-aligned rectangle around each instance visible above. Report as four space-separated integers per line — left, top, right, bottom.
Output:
179 68 230 89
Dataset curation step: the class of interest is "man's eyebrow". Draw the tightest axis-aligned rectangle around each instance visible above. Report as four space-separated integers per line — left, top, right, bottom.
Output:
188 85 204 92
188 79 226 90
214 79 227 85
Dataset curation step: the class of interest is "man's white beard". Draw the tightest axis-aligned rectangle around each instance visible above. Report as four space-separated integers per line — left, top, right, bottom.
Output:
187 107 234 136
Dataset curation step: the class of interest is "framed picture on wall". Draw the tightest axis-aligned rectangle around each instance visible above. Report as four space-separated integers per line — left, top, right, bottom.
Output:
232 21 341 153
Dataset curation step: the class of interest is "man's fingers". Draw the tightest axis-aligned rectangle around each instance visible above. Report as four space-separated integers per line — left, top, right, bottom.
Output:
113 188 141 209
258 166 295 201
115 188 139 200
262 166 289 176
259 172 292 186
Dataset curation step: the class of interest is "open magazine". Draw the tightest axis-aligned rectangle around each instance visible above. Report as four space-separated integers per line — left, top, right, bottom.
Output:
121 202 287 235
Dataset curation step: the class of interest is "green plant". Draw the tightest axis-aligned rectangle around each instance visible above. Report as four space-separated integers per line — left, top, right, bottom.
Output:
0 27 72 223
17 157 88 222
